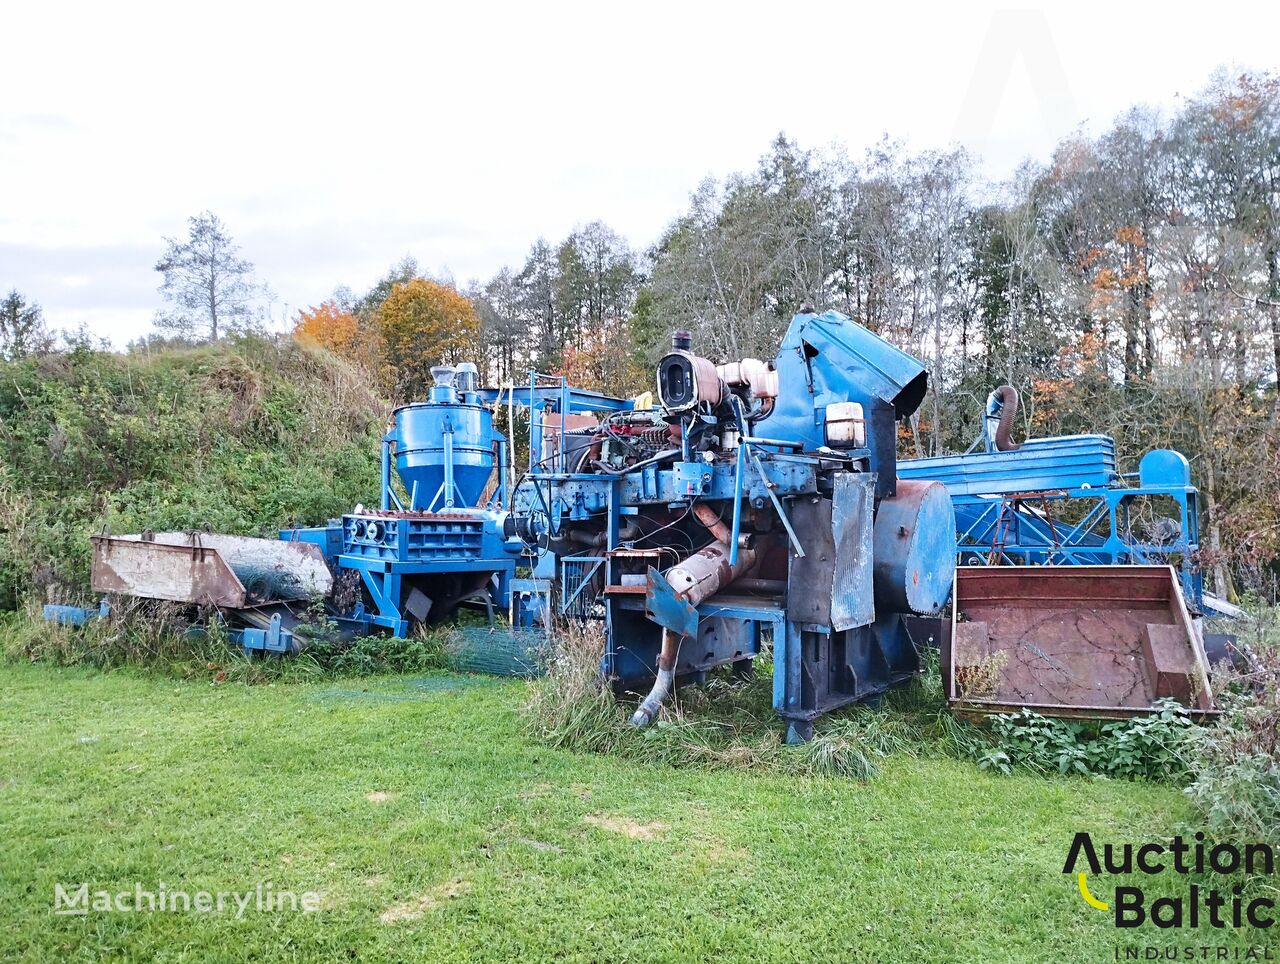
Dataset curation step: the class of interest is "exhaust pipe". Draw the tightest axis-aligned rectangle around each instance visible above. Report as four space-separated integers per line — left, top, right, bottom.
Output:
630 503 756 727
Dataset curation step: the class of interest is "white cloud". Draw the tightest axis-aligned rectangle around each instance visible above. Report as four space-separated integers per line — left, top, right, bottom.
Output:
0 0 1276 345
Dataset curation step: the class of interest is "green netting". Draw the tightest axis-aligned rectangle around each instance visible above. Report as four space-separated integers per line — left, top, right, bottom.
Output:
449 627 551 677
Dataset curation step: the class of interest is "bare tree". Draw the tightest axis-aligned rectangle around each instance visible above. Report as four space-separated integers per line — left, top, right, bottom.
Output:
154 212 267 341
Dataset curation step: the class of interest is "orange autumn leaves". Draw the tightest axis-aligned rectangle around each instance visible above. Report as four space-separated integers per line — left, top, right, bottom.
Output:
294 300 360 354
374 279 479 371
292 279 481 398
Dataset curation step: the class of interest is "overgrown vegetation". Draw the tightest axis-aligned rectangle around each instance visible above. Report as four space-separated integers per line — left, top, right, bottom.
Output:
523 622 990 781
1185 642 1280 845
0 335 386 609
0 599 452 683
976 703 1195 780
522 623 1214 786
523 616 1280 850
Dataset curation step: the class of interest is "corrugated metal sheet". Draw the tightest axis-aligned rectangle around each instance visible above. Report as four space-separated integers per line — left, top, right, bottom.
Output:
898 435 1117 496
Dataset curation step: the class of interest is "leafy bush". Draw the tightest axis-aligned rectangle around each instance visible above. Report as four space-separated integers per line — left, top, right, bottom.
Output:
305 629 451 677
1184 644 1280 846
978 702 1196 780
1092 703 1196 779
0 335 385 609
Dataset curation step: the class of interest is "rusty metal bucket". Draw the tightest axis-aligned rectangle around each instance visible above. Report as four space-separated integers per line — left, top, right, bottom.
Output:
945 565 1217 719
91 532 332 609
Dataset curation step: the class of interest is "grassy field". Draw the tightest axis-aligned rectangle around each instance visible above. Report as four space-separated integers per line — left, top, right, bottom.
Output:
0 662 1268 963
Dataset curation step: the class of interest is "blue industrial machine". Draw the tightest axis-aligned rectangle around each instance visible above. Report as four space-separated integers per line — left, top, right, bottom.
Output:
507 310 957 742
64 361 641 654
284 363 527 635
897 386 1211 613
55 313 1222 725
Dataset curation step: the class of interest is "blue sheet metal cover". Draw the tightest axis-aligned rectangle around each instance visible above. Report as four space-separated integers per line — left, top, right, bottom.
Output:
897 435 1117 496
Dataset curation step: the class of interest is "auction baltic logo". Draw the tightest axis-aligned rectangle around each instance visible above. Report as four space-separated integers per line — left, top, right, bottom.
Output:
54 881 321 918
1064 832 1276 960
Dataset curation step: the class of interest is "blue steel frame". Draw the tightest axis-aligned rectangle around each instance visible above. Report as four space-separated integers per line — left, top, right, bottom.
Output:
952 483 1203 607
339 370 633 637
511 310 959 740
324 373 627 636
523 425 914 742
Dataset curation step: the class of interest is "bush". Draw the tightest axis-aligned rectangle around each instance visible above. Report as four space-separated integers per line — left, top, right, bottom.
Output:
304 628 451 677
1184 644 1280 846
0 335 385 610
977 702 1196 780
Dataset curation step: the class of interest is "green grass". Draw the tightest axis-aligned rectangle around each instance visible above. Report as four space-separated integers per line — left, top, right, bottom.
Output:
0 663 1268 962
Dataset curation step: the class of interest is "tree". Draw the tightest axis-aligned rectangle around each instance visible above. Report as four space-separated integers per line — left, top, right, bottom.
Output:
293 299 361 355
514 239 559 360
643 135 837 360
471 267 526 385
153 212 266 341
375 279 481 398
0 290 53 360
356 255 422 321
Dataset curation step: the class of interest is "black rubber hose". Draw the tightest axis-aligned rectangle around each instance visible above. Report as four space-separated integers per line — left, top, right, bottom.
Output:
993 385 1022 452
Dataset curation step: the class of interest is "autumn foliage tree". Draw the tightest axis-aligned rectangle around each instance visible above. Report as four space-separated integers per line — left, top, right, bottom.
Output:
293 299 360 355
375 279 481 398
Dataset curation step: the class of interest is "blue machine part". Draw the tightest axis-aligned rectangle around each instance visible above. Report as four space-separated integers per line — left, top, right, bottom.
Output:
393 401 499 511
899 440 1206 611
326 366 637 637
279 523 344 564
872 479 957 616
1139 448 1191 487
43 598 111 626
324 365 523 635
766 310 929 431
232 613 296 654
511 310 958 740
897 435 1118 496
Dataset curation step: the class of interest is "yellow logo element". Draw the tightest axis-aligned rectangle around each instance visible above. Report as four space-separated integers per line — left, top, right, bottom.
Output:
1078 873 1110 911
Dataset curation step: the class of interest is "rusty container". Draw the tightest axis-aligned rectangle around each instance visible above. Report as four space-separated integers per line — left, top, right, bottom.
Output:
946 565 1216 719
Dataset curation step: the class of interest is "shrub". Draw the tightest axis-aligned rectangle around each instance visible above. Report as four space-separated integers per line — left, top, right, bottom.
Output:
1183 644 1280 846
0 335 385 610
977 702 1196 780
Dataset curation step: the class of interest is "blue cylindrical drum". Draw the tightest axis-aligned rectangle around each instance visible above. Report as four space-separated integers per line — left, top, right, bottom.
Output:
872 479 956 615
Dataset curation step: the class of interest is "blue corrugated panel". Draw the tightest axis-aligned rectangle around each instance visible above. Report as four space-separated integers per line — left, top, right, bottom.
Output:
897 435 1117 496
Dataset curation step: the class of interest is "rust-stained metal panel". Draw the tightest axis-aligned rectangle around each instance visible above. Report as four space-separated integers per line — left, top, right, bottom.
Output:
786 473 875 631
830 472 875 631
947 565 1216 719
90 532 332 607
91 537 248 608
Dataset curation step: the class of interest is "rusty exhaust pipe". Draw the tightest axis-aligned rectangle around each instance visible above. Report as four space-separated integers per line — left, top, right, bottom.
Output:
630 502 755 727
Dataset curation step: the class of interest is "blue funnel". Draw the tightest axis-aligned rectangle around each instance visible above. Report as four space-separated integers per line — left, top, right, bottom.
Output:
393 401 497 509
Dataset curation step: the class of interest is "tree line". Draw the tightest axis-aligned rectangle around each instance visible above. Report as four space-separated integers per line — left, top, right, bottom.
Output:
3 68 1277 595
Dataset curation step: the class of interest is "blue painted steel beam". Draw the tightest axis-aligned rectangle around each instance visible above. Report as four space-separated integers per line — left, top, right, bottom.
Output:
476 384 633 413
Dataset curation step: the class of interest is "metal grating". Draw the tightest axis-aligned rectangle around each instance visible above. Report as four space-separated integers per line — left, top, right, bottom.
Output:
560 555 605 617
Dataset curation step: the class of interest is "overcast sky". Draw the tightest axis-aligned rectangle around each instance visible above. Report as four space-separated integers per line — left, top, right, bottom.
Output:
2 1 1277 346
